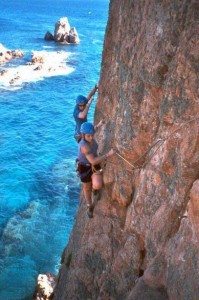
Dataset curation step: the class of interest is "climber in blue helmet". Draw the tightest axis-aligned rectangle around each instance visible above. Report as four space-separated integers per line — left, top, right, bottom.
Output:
73 84 98 143
76 122 115 218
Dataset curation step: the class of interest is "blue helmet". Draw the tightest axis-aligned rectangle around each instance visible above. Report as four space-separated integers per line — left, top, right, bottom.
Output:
80 122 95 134
76 95 88 105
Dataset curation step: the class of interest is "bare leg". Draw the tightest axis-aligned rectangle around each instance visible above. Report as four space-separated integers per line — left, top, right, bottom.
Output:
82 182 92 206
82 182 94 218
92 173 103 190
92 173 103 201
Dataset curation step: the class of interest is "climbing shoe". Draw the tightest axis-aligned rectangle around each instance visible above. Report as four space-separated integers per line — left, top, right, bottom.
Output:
92 189 101 201
87 205 94 218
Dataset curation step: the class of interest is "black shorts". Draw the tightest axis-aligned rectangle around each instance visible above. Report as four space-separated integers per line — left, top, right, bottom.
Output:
77 163 101 183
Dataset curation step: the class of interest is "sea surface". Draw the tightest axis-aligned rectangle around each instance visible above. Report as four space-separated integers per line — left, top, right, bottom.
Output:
0 1 109 299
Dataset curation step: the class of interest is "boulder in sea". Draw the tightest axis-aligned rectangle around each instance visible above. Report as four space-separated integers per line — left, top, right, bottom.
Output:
0 69 8 76
44 31 54 41
12 49 24 58
31 52 46 64
34 65 43 71
44 17 80 44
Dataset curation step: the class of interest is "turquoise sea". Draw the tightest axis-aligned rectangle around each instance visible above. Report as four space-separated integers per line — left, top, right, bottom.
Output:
0 0 109 299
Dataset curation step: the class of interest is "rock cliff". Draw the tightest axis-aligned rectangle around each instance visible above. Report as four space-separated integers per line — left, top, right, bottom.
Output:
53 0 199 299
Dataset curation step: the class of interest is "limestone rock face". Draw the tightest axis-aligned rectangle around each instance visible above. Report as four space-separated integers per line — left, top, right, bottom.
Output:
53 1 199 299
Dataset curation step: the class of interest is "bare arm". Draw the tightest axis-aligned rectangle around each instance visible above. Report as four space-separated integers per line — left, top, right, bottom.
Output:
78 84 98 119
87 84 98 100
81 144 115 165
94 119 104 131
78 99 92 119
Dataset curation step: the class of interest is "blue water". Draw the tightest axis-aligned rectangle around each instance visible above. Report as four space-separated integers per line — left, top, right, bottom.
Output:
0 1 109 299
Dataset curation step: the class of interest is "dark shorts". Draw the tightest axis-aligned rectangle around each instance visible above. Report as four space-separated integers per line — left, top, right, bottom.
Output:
74 134 82 143
77 162 102 183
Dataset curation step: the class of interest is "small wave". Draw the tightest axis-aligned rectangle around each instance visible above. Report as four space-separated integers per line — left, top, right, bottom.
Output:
43 46 54 49
0 85 22 91
92 39 102 45
0 50 75 91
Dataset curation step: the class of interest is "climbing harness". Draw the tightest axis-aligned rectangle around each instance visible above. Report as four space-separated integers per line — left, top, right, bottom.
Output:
76 160 103 180
92 164 103 174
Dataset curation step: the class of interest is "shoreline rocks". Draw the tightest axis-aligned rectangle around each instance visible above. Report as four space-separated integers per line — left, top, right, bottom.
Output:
0 50 74 88
0 43 24 66
44 17 80 44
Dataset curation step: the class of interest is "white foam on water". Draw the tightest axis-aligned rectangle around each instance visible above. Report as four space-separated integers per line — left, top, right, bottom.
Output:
0 50 75 90
92 39 102 45
43 45 54 49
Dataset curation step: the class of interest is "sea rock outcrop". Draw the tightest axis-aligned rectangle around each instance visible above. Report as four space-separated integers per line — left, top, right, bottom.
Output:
44 17 80 44
33 273 56 300
0 43 24 65
53 0 199 299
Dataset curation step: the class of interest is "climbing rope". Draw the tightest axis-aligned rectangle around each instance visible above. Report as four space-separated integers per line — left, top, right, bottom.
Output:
115 152 136 169
107 116 199 172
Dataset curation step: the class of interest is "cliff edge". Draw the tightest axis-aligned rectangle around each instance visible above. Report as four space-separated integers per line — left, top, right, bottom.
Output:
53 1 199 299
